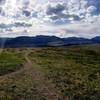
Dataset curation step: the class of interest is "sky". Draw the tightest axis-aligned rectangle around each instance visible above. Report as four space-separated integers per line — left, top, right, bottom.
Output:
0 0 100 38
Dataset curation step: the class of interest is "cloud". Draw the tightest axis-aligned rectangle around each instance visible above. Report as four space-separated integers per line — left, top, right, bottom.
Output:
0 22 32 28
14 22 32 27
46 3 66 15
0 23 11 29
87 6 96 14
0 0 6 5
32 11 37 18
56 21 100 38
87 0 100 14
45 2 82 24
22 10 31 17
0 0 100 37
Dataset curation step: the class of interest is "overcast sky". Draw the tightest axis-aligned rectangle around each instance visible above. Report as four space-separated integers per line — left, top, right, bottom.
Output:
0 0 100 38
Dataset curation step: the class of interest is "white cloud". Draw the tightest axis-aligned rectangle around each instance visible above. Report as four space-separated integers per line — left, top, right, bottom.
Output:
0 0 100 38
87 6 96 14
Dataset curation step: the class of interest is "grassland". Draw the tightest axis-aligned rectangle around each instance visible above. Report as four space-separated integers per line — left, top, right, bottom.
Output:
0 49 25 76
29 45 100 100
0 45 100 100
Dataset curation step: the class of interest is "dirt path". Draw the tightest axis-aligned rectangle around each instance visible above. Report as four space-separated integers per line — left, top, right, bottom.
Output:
24 52 63 100
0 51 64 100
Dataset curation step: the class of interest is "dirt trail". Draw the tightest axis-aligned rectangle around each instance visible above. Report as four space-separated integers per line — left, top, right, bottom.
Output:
24 52 63 100
0 52 64 100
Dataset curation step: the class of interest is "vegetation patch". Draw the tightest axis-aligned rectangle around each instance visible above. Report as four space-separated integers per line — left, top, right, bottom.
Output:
0 50 25 75
30 45 100 100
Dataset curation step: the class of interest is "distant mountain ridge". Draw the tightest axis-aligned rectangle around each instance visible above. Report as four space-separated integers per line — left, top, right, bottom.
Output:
0 35 100 47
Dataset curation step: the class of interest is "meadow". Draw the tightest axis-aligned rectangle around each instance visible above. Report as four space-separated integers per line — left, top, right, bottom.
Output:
0 49 25 76
0 45 100 100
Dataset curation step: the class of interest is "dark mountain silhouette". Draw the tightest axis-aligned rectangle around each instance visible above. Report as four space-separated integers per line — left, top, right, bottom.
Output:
91 36 100 43
0 35 100 47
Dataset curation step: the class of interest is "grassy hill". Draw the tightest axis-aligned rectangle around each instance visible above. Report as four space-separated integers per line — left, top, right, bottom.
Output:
0 45 100 100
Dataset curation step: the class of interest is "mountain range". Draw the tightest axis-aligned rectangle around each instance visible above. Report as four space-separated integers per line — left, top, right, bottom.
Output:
0 35 100 47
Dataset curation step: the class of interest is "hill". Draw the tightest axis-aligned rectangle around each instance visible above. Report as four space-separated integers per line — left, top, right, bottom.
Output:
0 36 100 47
